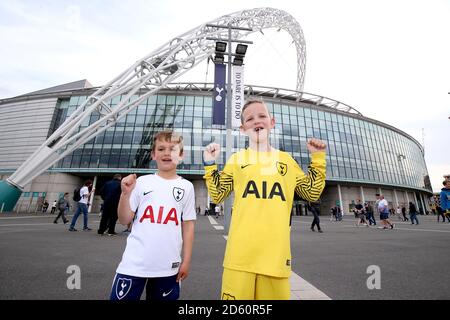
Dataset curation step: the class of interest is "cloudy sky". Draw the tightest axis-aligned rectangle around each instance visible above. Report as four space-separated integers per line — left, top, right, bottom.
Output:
0 0 448 192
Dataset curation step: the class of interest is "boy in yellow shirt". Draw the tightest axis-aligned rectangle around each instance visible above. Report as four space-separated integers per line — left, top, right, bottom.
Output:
203 98 326 300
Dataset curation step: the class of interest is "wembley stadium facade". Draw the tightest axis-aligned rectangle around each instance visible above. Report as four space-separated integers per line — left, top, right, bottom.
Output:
0 79 433 215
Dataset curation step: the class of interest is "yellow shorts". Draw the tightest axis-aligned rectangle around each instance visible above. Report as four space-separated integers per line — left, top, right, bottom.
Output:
221 268 290 300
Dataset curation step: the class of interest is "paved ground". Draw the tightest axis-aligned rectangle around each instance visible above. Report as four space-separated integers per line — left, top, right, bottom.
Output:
0 211 449 300
291 214 450 300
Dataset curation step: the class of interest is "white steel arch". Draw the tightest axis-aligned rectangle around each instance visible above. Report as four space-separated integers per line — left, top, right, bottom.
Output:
7 7 306 189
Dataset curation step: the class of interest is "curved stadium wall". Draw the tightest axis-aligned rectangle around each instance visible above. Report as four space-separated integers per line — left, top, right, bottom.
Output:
0 82 432 214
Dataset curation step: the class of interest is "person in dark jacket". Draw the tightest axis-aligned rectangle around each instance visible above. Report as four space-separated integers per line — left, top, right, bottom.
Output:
440 180 450 222
53 193 69 224
307 201 323 233
98 174 122 236
365 203 376 226
401 205 409 222
409 202 419 225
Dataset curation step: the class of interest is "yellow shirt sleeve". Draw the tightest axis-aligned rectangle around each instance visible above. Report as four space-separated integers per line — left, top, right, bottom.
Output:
203 156 234 204
294 151 326 201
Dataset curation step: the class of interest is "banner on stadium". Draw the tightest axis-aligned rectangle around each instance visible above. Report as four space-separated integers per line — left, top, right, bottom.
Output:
231 65 244 129
212 64 226 125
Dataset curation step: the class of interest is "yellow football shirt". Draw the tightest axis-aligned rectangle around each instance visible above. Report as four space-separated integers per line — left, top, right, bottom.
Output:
204 148 326 277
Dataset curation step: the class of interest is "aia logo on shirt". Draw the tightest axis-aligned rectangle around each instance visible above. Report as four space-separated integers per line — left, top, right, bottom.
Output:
242 180 286 201
173 187 185 202
139 205 179 225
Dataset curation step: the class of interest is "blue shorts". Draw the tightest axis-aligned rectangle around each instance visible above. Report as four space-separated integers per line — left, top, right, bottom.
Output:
110 273 180 300
380 213 389 220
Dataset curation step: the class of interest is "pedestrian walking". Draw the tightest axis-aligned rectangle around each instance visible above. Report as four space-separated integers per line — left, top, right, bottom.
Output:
50 200 57 214
330 206 336 222
436 204 446 223
69 180 95 231
307 201 323 233
42 200 49 213
396 206 403 221
365 202 376 226
336 206 342 221
53 193 69 224
98 174 122 236
354 200 368 227
377 194 394 230
440 180 450 222
215 204 221 218
409 202 419 225
401 205 409 222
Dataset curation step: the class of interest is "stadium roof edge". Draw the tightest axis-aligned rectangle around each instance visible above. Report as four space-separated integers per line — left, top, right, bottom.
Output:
0 81 424 155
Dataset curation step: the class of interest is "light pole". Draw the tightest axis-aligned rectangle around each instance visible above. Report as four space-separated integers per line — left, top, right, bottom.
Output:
207 24 252 233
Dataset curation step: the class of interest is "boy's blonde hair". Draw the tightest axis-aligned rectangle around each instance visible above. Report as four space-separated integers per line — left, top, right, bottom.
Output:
151 130 184 154
240 97 271 124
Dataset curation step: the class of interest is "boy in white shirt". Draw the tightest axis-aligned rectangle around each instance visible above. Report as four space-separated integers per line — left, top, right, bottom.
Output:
110 131 196 300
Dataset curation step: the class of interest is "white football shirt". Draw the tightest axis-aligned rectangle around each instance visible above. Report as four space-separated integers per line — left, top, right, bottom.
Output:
79 186 89 204
116 174 196 277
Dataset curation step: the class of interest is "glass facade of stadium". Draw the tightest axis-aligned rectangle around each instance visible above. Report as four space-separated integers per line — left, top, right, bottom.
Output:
0 81 433 215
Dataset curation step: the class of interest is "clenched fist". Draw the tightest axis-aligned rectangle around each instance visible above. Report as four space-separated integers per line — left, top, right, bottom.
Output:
121 174 137 196
306 138 326 153
204 143 220 162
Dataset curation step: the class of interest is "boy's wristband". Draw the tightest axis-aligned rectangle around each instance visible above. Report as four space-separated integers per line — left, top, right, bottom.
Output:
203 159 216 166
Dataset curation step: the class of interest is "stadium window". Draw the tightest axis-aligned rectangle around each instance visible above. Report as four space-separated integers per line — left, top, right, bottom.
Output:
185 96 194 105
318 111 325 120
194 96 204 106
289 106 297 116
